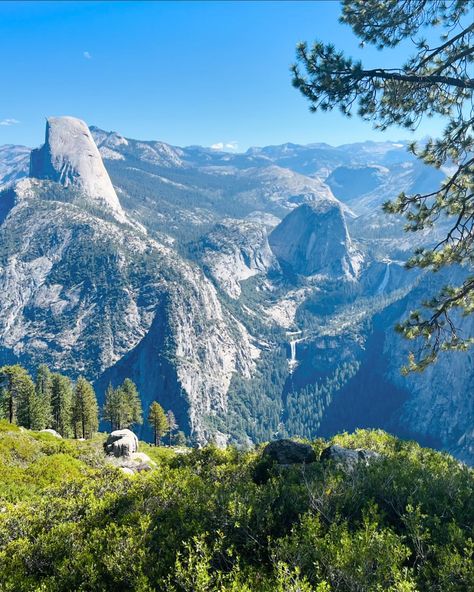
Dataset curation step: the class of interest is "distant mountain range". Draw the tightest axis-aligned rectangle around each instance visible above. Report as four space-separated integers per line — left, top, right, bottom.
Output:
0 116 472 462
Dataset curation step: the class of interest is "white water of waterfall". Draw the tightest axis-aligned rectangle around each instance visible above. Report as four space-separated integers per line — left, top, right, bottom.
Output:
290 340 296 362
287 333 302 373
376 261 391 295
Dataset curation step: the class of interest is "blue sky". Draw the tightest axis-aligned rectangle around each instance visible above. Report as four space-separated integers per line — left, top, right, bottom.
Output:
0 1 446 150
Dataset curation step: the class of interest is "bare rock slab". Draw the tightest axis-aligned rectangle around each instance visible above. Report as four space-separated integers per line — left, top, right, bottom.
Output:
263 439 317 465
320 444 381 470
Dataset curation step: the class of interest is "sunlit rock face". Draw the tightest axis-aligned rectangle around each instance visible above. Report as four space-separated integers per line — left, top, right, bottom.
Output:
30 116 126 222
269 200 362 279
199 220 278 299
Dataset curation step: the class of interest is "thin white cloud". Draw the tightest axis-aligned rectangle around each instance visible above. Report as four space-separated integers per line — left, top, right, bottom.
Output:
210 141 239 151
83 51 92 59
0 118 20 126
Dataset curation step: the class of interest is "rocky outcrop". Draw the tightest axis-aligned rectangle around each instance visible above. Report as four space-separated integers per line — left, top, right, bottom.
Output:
269 200 362 279
104 429 139 457
108 450 156 474
263 439 316 464
199 220 278 298
320 445 381 470
30 116 126 223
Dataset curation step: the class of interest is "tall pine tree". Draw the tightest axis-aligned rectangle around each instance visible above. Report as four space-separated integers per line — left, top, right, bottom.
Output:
51 373 73 437
33 364 53 430
102 378 142 431
121 378 143 428
148 401 168 446
0 365 35 427
72 377 99 439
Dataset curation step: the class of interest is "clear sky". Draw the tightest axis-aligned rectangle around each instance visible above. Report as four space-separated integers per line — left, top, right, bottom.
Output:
0 0 447 150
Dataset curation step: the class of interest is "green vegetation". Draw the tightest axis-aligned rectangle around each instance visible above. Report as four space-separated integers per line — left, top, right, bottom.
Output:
103 379 143 431
286 361 361 438
0 364 99 440
292 0 474 370
148 400 169 446
0 425 472 591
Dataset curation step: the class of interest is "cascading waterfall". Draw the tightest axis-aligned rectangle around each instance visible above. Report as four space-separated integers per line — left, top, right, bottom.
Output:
376 260 391 295
287 330 302 373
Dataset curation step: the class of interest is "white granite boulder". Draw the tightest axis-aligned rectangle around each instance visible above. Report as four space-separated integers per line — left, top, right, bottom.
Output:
104 429 139 457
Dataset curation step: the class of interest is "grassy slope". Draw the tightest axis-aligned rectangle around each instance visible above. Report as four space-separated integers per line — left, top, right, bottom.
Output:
0 421 472 591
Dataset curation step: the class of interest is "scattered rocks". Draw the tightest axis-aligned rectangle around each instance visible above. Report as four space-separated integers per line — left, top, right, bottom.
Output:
134 462 152 473
104 437 157 474
40 429 62 439
104 429 139 458
113 457 153 475
320 444 381 470
263 439 317 465
130 452 154 465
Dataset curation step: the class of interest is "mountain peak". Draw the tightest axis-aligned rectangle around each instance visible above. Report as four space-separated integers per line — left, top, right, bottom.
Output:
29 116 126 222
269 200 362 279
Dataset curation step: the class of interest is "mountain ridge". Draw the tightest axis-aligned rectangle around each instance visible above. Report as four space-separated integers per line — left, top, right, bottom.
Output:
0 117 472 461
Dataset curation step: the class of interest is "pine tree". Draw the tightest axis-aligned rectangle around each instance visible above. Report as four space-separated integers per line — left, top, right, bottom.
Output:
0 365 36 427
148 401 168 446
166 410 177 446
175 430 187 446
51 373 73 437
292 0 474 370
103 383 120 431
72 377 99 439
102 379 142 431
33 364 53 430
120 378 143 428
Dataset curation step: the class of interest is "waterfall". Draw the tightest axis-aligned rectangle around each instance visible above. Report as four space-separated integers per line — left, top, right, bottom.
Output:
290 340 296 363
287 330 302 373
376 261 391 295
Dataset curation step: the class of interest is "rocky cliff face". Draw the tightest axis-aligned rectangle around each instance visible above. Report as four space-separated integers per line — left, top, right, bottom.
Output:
384 270 474 464
30 117 127 223
0 118 259 444
198 220 278 298
269 200 362 279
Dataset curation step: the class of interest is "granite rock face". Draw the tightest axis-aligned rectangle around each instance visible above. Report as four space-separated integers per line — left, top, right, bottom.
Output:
104 429 139 457
269 201 362 279
384 270 474 464
199 220 278 298
263 439 317 464
320 445 381 470
0 118 260 445
30 116 126 222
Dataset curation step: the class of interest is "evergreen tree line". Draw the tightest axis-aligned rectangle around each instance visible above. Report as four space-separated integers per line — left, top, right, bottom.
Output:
0 364 185 445
0 364 99 439
286 360 361 439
